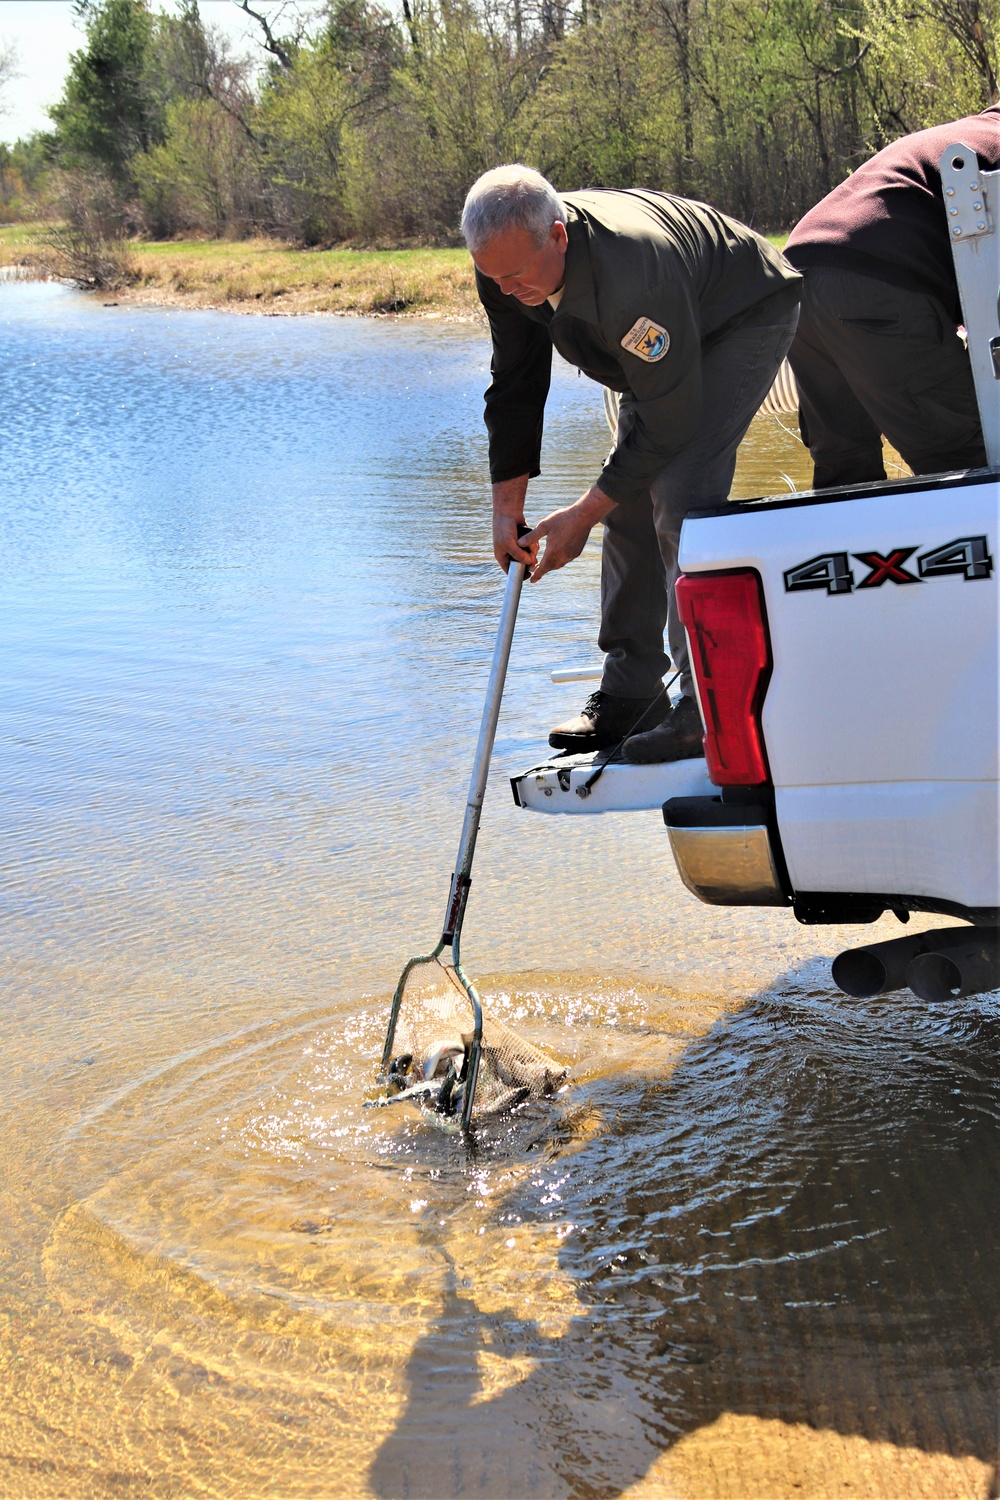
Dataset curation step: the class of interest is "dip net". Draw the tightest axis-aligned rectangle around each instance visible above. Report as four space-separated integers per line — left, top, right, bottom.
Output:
382 957 566 1123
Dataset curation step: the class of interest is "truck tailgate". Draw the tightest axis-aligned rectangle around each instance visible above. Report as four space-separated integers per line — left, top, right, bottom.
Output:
678 470 999 910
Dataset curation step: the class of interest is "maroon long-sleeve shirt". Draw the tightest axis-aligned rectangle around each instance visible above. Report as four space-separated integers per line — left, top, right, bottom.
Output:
784 107 1000 322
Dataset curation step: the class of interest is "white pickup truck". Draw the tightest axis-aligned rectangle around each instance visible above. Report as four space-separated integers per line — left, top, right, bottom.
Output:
513 142 999 994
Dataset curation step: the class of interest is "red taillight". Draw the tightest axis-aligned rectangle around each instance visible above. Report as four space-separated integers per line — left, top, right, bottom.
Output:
675 569 771 786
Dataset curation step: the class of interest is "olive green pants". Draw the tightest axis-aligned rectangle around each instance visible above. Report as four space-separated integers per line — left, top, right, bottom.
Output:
600 310 798 700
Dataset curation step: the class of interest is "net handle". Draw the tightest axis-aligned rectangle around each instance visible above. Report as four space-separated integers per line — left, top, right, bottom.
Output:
440 552 526 946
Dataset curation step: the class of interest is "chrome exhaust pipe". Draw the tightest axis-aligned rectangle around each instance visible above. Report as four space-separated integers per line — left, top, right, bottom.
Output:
831 926 978 998
906 929 1000 1001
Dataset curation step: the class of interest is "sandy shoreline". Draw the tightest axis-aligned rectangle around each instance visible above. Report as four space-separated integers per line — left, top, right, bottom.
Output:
104 280 485 322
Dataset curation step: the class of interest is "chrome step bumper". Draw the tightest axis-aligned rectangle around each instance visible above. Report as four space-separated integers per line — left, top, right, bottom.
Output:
663 796 790 906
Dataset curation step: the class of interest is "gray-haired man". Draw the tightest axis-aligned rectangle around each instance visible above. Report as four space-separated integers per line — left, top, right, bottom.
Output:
463 164 800 762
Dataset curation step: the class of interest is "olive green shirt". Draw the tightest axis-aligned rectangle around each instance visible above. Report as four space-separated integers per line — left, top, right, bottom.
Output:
477 189 801 504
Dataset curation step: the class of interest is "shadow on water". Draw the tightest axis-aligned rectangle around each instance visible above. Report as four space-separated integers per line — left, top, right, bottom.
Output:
370 963 1000 1498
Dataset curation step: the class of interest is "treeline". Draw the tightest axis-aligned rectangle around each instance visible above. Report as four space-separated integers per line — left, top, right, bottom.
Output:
2 0 997 244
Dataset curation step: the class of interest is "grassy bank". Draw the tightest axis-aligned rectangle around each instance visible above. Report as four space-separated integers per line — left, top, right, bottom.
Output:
128 238 481 317
0 225 480 318
0 223 42 255
1 224 789 319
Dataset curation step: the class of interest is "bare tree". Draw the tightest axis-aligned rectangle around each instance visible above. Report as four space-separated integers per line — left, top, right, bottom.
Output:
231 0 320 70
924 0 998 103
153 10 262 143
43 170 139 291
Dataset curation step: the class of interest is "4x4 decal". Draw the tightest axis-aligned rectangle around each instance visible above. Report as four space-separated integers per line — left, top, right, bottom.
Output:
784 536 993 595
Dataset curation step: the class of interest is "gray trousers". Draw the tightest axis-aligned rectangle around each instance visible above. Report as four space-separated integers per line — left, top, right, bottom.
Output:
789 266 986 489
601 309 799 700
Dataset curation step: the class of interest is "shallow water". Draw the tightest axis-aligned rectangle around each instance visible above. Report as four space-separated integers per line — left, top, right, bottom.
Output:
1 281 997 1499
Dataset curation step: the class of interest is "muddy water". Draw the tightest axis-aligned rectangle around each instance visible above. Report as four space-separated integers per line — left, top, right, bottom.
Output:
1 281 996 1499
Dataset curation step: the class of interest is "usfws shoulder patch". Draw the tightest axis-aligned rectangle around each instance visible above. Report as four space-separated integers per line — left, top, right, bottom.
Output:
621 317 670 362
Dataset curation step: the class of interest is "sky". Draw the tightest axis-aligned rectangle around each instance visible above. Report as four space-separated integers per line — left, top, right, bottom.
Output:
0 0 292 146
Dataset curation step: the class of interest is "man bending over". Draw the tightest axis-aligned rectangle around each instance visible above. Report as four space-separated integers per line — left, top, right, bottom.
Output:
463 165 800 763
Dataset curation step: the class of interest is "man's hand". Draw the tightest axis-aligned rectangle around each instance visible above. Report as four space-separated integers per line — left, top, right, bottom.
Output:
520 486 617 581
491 475 537 572
493 512 539 573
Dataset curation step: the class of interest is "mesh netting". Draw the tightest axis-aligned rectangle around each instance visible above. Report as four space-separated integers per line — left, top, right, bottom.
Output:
384 957 566 1121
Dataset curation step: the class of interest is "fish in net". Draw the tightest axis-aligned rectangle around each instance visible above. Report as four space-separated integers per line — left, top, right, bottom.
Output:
377 959 566 1123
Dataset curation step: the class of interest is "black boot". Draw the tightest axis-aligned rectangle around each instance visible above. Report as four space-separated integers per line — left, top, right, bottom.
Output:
549 689 669 751
622 695 704 763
